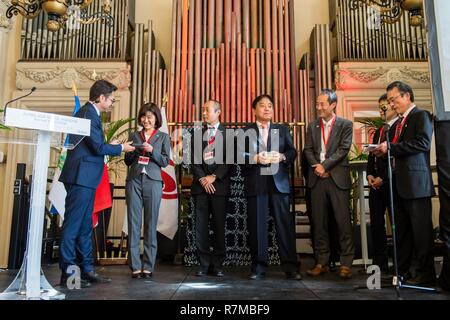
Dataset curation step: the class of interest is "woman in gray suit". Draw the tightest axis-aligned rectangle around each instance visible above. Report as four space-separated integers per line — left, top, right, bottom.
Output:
125 103 170 278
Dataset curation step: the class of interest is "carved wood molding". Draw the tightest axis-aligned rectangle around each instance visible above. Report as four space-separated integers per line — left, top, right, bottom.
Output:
335 63 431 90
0 0 11 30
16 62 132 90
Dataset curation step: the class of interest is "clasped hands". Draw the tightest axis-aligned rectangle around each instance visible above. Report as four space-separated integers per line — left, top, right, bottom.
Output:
367 175 384 190
312 164 330 179
200 175 217 194
253 151 285 165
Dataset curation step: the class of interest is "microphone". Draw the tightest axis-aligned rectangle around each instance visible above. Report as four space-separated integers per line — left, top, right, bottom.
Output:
3 87 37 119
380 104 389 112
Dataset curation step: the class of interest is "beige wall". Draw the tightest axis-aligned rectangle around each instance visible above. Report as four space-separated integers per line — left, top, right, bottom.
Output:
134 0 330 68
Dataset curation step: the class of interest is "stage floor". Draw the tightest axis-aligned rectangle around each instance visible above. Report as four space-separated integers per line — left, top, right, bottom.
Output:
1 257 449 300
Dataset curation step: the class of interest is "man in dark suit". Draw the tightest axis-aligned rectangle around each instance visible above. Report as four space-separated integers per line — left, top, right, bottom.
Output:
304 89 354 279
367 94 398 273
191 100 230 277
374 81 436 285
59 80 135 287
238 94 301 280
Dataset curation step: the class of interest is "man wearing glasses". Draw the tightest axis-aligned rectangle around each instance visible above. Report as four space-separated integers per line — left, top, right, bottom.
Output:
374 81 436 286
367 94 398 274
59 80 135 288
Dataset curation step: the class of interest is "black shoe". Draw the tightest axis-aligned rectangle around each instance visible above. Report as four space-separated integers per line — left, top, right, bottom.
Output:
249 272 265 280
285 272 302 280
142 271 153 279
131 271 142 279
214 270 224 277
81 271 111 284
60 274 91 289
195 270 208 277
329 262 337 272
405 275 436 286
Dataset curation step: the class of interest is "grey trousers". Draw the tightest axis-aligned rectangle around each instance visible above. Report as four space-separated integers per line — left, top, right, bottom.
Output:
311 178 355 267
126 174 163 272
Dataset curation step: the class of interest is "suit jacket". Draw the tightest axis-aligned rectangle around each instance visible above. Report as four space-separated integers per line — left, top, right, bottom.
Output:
190 125 230 196
239 123 297 196
125 130 170 181
304 117 353 190
367 122 398 182
391 107 435 199
59 102 122 189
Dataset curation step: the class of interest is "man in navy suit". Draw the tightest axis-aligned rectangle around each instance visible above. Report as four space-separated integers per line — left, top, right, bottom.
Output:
59 80 135 288
238 94 301 280
374 81 436 286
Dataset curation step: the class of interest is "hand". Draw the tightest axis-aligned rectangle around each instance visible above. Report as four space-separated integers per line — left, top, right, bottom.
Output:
367 175 376 188
313 164 326 176
373 142 388 157
122 141 135 153
142 142 153 153
269 151 285 164
199 175 216 187
372 177 384 189
110 139 121 145
204 183 216 195
255 152 271 165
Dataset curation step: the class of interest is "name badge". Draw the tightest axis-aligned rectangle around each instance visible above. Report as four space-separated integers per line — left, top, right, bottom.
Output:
138 156 150 165
204 152 214 161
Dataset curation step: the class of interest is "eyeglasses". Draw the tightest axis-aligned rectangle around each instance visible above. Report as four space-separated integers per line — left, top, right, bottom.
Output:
387 94 403 104
108 97 116 104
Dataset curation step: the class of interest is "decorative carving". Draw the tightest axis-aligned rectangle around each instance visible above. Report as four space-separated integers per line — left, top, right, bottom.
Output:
0 0 12 30
336 65 430 89
16 65 132 90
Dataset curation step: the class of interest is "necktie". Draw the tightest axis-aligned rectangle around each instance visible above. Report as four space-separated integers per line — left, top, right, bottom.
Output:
208 127 215 144
261 124 268 146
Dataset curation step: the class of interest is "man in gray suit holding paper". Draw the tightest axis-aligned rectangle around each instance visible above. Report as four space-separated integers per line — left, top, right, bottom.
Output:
304 89 355 279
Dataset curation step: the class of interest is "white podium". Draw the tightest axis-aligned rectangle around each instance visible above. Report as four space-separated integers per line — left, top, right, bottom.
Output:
0 108 90 300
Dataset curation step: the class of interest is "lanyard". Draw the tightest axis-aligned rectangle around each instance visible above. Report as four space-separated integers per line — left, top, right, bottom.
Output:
140 130 158 155
378 127 384 144
392 116 408 144
321 116 337 149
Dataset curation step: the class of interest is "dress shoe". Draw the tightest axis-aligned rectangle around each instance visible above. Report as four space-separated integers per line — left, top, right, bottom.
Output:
213 270 224 277
195 270 208 277
306 264 330 277
249 272 266 280
142 271 153 278
81 271 111 283
60 274 91 289
338 266 352 279
405 275 436 286
329 262 337 272
131 271 142 279
285 272 302 280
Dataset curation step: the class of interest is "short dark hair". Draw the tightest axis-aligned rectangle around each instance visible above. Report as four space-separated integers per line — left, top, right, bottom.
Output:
378 93 388 103
252 94 274 109
138 103 163 129
386 81 415 102
89 80 118 102
319 89 338 105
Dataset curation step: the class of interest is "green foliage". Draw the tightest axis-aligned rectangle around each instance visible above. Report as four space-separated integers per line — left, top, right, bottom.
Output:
348 143 368 162
357 117 384 135
102 115 135 178
0 109 11 131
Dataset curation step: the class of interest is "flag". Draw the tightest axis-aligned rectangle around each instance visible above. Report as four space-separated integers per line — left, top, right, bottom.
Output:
122 106 179 240
156 107 179 240
92 163 113 228
48 89 82 220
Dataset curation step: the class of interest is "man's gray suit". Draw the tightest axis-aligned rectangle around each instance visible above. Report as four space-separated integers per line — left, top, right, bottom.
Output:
125 130 170 272
303 117 355 267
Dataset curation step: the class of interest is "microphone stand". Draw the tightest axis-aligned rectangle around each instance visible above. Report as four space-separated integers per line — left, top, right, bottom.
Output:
3 87 37 120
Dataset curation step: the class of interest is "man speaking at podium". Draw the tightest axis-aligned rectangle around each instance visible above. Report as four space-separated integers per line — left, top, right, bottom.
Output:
59 80 135 288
